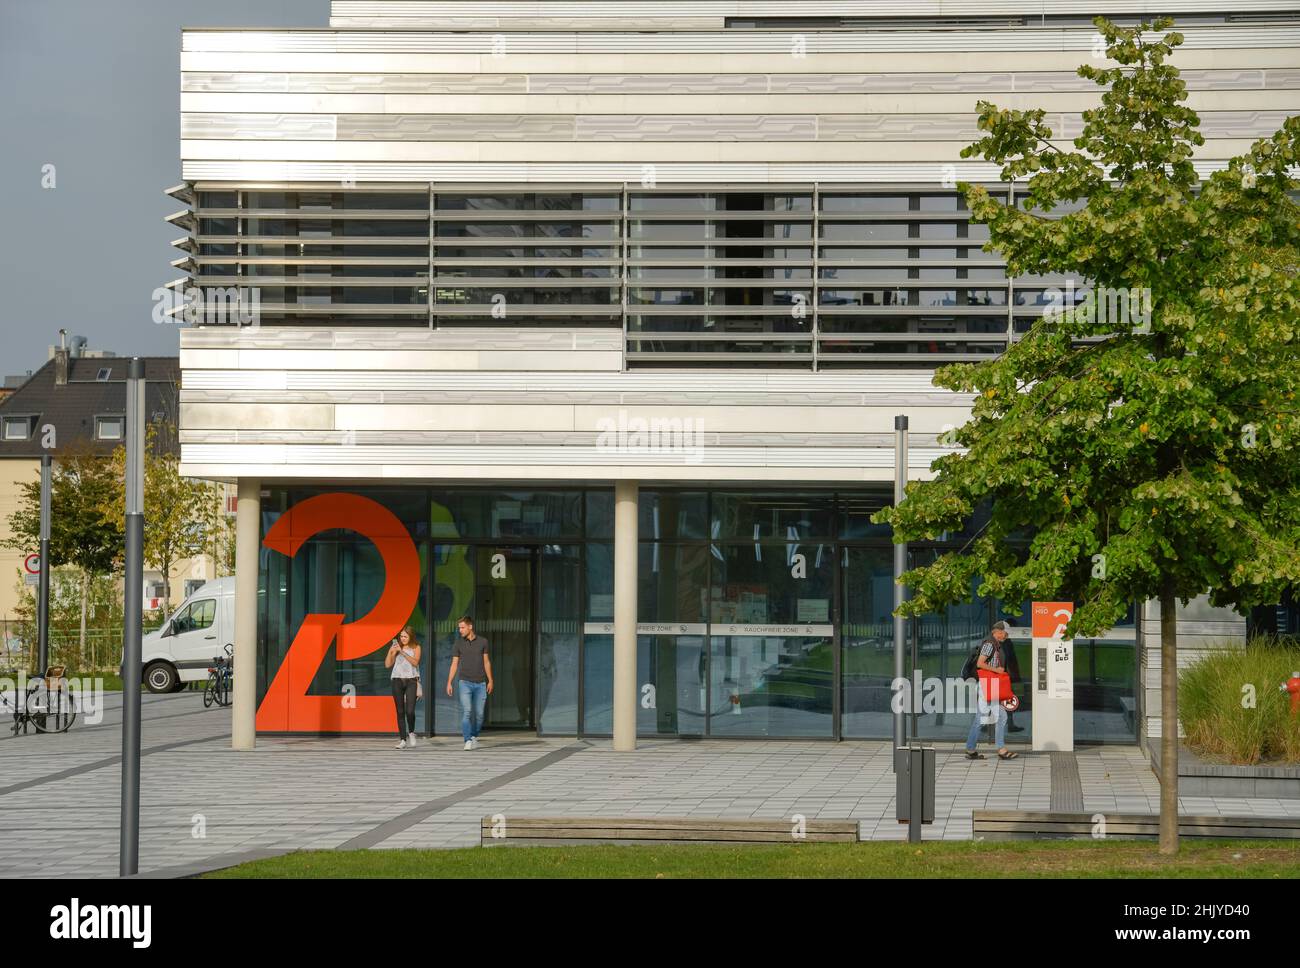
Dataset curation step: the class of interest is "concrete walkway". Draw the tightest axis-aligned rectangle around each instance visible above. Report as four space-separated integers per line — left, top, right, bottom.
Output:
2 692 1297 878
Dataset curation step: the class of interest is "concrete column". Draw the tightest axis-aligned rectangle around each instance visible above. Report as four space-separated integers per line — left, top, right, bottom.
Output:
232 478 261 751
613 479 638 751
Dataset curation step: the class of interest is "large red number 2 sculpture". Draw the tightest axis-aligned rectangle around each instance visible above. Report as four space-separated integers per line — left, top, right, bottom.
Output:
255 493 421 732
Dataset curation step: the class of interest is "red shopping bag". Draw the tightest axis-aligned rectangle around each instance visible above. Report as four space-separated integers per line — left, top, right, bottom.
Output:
978 669 1017 709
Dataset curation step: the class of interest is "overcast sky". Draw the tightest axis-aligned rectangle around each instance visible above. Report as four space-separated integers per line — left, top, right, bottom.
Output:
0 0 327 378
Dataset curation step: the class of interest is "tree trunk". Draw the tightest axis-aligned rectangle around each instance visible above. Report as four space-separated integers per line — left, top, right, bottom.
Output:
161 560 172 620
1158 578 1179 854
79 570 89 671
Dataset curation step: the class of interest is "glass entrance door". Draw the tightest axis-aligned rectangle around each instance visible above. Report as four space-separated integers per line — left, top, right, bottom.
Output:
476 545 535 729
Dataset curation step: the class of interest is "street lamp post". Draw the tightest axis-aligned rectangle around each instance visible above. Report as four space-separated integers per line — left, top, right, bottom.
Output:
893 415 910 764
37 454 51 675
120 358 145 876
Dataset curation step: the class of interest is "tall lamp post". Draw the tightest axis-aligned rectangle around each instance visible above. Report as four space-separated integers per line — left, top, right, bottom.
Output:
37 455 51 674
892 415 910 764
120 358 145 876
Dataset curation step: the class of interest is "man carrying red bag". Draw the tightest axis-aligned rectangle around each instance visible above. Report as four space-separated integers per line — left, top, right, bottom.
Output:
964 621 1020 761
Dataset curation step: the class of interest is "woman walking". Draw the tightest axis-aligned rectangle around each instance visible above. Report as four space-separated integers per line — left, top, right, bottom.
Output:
385 626 422 749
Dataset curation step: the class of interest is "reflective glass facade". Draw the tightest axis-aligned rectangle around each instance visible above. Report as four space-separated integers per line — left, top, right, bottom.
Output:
254 486 1138 742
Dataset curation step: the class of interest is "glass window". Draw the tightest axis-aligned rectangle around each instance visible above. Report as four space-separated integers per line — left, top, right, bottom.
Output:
639 633 707 736
172 599 215 635
918 223 959 239
820 222 912 242
906 553 994 743
2 417 33 440
634 542 710 736
198 191 237 208
707 542 835 737
431 543 473 735
711 492 833 540
585 490 613 538
582 541 614 732
821 194 910 212
841 547 895 738
95 416 124 440
639 491 708 540
629 194 713 211
918 194 965 211
538 545 581 734
286 488 427 539
302 537 425 706
629 221 714 240
838 489 893 538
430 491 582 540
640 543 709 624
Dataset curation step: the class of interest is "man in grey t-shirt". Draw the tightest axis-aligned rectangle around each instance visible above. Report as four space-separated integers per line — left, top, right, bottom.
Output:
446 615 493 750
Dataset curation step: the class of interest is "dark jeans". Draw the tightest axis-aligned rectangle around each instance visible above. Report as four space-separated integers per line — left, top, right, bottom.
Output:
391 677 418 740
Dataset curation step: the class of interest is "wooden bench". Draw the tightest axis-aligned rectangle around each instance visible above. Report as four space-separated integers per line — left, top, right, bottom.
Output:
973 810 1300 841
481 816 860 846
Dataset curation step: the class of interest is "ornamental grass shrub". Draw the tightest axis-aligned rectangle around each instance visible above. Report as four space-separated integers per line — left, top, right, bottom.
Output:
1179 638 1300 764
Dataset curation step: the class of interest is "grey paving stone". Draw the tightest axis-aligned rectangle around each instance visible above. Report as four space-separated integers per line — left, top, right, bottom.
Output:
6 707 1295 876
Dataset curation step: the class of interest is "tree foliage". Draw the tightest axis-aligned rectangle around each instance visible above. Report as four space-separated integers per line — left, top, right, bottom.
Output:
3 444 122 577
104 424 222 616
874 17 1300 636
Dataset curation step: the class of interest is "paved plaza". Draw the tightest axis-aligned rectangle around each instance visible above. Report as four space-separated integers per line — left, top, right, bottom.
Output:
2 691 1298 878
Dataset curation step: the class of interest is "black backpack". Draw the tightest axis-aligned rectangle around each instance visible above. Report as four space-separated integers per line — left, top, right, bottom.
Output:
960 639 998 680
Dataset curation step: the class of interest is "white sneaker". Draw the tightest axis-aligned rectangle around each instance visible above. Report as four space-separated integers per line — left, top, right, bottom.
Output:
408 734 418 748
464 740 473 750
470 737 480 749
395 739 407 750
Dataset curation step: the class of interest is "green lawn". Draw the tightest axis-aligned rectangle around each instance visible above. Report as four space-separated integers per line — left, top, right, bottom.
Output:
88 673 124 692
204 839 1300 879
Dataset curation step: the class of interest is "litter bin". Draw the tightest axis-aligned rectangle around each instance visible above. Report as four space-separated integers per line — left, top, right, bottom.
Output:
895 743 936 843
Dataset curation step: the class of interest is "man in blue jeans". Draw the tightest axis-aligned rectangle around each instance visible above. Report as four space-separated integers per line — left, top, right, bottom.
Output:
965 621 1019 761
446 615 493 751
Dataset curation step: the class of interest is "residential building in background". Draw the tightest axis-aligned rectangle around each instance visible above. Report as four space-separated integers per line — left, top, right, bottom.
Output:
0 345 228 647
170 1 1300 746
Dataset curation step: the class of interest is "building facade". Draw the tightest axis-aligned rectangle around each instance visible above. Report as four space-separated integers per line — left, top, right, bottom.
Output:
172 1 1299 748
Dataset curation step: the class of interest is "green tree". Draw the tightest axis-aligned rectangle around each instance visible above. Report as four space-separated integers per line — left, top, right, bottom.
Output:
874 18 1300 854
11 567 127 672
3 445 123 658
210 487 236 577
106 424 223 618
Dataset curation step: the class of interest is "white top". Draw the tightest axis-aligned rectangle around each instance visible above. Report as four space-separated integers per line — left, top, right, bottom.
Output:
391 643 419 680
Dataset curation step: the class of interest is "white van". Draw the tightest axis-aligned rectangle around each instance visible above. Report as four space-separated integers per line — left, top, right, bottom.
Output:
139 576 236 693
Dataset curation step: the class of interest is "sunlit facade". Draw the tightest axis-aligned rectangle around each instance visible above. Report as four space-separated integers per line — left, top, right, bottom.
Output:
172 1 1294 746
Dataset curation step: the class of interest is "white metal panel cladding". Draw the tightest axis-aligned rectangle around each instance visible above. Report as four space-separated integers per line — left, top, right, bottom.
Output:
180 69 1300 95
180 443 953 467
179 110 1296 142
179 325 621 350
183 161 1255 181
329 0 1300 21
180 369 953 393
182 26 1300 53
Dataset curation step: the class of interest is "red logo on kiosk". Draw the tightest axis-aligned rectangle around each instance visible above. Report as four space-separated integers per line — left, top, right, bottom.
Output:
1032 601 1074 639
255 493 421 732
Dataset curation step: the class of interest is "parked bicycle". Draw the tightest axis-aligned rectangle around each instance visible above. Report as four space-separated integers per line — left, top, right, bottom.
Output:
204 644 233 708
1 666 77 734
